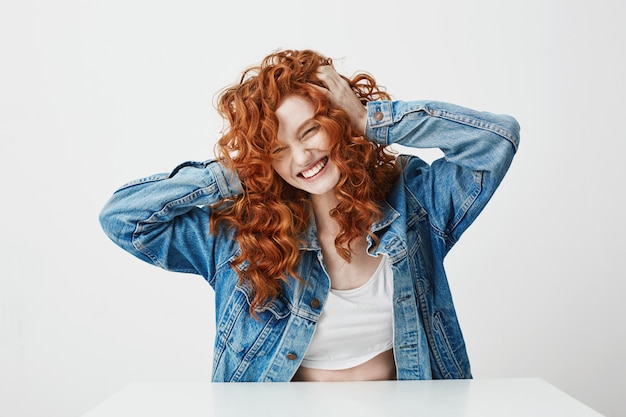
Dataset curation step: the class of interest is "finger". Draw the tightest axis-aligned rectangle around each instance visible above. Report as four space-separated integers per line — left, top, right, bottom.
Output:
315 66 343 89
309 82 330 97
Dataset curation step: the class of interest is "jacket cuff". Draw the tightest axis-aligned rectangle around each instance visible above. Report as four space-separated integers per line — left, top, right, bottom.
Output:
365 100 394 144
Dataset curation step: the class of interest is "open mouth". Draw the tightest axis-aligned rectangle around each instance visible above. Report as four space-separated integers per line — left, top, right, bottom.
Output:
299 157 328 179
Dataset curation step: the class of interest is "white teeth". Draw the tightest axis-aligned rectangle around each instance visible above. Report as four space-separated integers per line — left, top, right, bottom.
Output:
300 158 327 179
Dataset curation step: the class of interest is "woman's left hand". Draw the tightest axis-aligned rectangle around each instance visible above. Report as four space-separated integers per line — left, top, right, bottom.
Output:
312 65 367 135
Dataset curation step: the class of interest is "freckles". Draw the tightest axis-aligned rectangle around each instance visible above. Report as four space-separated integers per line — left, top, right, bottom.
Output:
271 160 291 182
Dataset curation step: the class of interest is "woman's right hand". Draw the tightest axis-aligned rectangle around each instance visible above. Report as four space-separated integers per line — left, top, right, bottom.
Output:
311 65 367 135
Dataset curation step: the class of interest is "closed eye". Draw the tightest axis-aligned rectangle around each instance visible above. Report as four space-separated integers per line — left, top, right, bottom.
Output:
272 146 287 155
302 125 320 139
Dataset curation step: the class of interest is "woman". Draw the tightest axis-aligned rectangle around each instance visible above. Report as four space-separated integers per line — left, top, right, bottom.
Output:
99 49 520 382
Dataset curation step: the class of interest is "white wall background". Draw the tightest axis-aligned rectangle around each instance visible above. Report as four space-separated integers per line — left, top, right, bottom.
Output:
1 0 624 416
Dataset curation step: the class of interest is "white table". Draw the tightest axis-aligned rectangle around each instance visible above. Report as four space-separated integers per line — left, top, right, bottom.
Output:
81 378 604 417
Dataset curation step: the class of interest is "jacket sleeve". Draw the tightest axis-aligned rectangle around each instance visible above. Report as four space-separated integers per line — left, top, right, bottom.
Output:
365 100 520 251
99 160 243 279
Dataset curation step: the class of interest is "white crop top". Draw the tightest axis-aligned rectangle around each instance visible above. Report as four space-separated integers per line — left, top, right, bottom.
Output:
301 255 394 370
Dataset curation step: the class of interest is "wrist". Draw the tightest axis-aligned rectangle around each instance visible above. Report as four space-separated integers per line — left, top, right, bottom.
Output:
352 106 367 135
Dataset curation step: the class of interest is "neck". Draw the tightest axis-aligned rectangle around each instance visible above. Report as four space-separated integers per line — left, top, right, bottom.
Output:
310 192 341 240
310 192 368 252
310 192 374 275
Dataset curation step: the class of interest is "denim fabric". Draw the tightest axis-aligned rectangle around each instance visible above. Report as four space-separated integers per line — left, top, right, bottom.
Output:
99 100 520 382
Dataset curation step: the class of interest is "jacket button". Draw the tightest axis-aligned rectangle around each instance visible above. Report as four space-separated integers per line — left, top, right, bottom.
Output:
310 298 320 309
286 353 297 361
373 111 384 121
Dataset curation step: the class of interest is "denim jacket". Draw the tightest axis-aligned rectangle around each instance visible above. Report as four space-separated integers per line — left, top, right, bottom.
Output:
99 100 520 382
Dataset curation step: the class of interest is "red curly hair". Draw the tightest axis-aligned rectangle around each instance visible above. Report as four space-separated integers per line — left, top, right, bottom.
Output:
211 49 399 313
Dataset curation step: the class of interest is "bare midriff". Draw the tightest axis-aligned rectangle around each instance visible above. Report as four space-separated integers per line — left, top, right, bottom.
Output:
291 349 396 382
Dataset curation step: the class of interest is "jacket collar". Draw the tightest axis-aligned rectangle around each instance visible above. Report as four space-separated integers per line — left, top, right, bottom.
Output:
298 200 405 258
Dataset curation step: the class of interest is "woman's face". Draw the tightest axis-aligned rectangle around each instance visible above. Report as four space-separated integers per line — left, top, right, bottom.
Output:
271 95 340 197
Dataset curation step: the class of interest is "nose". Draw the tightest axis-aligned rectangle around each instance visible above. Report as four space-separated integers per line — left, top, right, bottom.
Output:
291 142 312 166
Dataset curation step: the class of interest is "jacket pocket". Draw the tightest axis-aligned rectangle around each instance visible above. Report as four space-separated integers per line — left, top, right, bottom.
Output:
431 311 469 379
212 289 285 381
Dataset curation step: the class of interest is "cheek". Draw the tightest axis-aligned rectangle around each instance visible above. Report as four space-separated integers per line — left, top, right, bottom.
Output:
271 160 290 181
316 131 332 149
